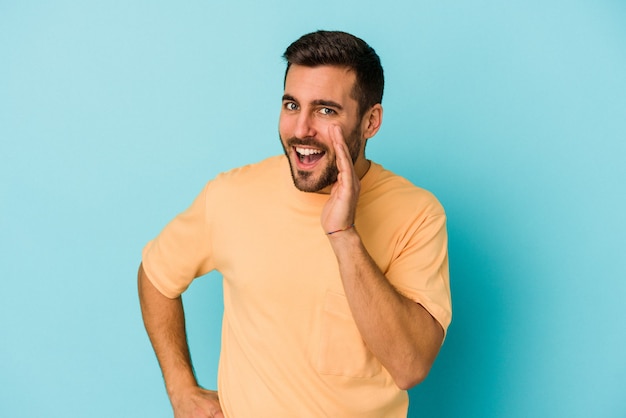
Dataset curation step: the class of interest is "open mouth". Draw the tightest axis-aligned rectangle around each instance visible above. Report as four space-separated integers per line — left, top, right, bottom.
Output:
294 146 325 168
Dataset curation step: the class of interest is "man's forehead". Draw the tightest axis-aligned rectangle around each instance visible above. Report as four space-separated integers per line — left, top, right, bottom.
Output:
284 64 357 99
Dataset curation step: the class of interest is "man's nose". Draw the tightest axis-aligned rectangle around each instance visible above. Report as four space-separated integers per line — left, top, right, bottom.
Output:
294 112 316 139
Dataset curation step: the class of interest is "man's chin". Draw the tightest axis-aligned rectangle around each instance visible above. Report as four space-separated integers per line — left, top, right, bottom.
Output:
292 174 323 193
291 169 336 193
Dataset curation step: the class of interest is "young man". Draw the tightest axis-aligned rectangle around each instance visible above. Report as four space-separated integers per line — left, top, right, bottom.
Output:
139 30 452 417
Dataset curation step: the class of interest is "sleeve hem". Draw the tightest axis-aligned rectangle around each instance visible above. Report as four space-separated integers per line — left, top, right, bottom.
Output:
142 242 184 299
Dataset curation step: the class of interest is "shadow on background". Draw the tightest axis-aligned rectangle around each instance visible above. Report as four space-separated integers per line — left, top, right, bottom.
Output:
408 213 512 417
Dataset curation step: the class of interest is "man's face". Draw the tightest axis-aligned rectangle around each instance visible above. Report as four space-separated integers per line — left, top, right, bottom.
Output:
279 64 366 193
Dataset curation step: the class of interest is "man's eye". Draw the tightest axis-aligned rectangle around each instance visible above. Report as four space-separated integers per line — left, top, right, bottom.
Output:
285 102 298 111
319 107 336 116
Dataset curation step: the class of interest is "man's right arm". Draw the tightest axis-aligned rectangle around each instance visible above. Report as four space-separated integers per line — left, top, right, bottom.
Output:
138 263 224 418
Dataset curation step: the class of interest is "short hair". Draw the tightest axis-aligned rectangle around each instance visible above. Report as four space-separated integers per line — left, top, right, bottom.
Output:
283 30 384 117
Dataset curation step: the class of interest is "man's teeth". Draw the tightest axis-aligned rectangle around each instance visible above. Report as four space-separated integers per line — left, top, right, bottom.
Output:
295 147 323 156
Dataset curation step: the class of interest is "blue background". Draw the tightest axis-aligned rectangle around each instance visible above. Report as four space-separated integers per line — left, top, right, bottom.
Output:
1 1 625 417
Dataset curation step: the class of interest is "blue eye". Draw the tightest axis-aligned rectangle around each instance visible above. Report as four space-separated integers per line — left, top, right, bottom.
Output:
319 107 336 115
285 102 298 111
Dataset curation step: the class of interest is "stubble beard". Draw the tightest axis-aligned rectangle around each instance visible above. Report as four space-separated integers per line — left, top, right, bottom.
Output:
281 126 362 193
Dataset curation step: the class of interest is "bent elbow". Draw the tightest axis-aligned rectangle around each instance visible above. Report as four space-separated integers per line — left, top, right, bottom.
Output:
394 374 423 391
393 362 432 390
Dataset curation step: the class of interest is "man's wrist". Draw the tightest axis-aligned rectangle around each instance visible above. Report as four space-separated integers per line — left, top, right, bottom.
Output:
165 372 199 400
326 226 361 249
326 223 355 235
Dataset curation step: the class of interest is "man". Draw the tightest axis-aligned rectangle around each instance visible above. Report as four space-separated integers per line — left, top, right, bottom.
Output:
139 30 451 417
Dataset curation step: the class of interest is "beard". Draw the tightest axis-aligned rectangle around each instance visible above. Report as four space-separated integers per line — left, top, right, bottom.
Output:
281 125 362 193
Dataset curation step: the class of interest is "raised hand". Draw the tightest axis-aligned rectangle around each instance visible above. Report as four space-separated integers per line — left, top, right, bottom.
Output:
321 125 361 236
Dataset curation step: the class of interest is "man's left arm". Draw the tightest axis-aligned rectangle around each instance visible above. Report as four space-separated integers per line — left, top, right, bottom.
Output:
322 126 445 390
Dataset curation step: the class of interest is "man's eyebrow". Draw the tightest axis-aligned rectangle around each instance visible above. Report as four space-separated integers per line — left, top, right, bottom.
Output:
281 95 343 111
312 99 343 110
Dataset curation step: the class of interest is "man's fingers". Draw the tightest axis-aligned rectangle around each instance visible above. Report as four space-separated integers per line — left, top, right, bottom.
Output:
329 124 346 151
329 125 352 176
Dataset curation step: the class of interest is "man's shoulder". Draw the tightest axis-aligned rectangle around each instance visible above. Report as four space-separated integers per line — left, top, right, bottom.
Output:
194 155 288 208
211 155 286 186
365 162 445 216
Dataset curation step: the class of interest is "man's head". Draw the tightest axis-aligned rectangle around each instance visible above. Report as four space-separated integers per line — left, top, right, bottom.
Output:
283 30 384 119
280 31 384 193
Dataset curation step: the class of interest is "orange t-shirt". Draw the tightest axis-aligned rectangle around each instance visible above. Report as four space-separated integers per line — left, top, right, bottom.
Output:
142 155 451 417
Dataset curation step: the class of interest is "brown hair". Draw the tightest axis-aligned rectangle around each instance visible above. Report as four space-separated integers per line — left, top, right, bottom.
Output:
283 30 384 117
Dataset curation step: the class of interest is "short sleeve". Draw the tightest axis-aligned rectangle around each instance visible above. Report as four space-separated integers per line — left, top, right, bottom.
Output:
387 212 452 336
142 182 215 298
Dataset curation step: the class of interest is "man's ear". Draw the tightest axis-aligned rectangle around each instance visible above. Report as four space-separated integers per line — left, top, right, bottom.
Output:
362 104 383 139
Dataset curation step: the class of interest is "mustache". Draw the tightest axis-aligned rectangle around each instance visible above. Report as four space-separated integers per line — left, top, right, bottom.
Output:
285 137 330 153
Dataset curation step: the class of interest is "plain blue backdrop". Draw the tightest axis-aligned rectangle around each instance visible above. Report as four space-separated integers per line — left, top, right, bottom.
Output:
1 1 625 417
